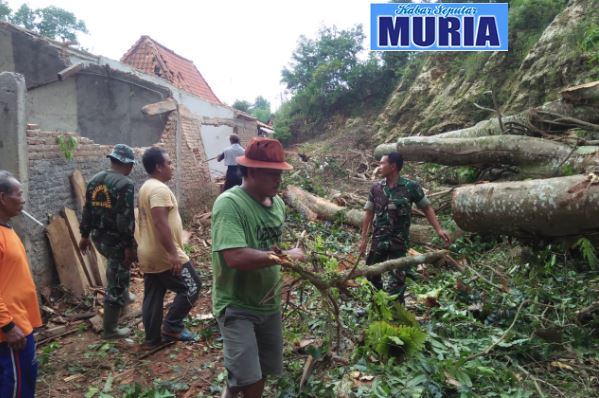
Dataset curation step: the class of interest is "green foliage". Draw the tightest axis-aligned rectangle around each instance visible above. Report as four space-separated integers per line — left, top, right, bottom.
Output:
575 237 598 269
365 321 427 359
0 1 10 20
231 99 251 113
56 135 78 161
453 166 479 184
508 0 567 34
5 3 88 42
365 290 426 360
581 23 599 65
38 342 60 367
277 25 396 142
11 4 35 30
85 376 176 398
232 96 272 123
183 242 194 257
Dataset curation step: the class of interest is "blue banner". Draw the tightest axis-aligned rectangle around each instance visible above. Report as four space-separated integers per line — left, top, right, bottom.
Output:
370 3 508 51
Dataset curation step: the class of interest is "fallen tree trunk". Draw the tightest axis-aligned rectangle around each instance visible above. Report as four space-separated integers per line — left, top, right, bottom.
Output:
284 185 460 245
374 135 599 177
561 81 599 106
452 174 599 237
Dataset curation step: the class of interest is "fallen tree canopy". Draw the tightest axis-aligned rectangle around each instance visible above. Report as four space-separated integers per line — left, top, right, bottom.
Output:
284 185 461 246
374 134 599 178
452 174 599 237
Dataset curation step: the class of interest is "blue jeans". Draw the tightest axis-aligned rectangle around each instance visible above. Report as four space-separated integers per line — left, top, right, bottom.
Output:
0 333 37 398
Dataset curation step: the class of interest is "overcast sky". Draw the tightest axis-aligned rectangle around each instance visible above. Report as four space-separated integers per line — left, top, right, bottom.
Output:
6 0 374 109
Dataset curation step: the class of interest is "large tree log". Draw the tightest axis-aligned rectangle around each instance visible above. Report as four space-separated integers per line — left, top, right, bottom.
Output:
452 174 599 237
374 135 599 177
404 83 599 139
428 102 599 139
284 185 459 245
561 81 599 106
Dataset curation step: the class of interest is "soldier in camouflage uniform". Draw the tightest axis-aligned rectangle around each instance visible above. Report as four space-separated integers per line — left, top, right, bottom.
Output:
79 144 137 339
359 152 450 302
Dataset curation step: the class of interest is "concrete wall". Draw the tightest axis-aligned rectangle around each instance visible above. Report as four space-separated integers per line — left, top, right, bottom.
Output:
0 22 67 89
75 72 167 146
0 26 15 72
26 78 78 133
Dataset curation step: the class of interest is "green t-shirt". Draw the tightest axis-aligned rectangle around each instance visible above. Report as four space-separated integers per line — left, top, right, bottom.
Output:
211 186 285 316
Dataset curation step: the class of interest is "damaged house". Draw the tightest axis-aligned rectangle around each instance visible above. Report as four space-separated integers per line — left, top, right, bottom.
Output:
0 22 260 286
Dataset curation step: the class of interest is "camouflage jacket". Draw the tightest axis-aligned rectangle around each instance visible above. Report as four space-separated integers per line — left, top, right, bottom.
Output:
80 170 135 248
364 177 430 254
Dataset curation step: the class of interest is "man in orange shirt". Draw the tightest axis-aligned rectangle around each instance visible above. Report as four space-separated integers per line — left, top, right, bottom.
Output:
0 170 42 398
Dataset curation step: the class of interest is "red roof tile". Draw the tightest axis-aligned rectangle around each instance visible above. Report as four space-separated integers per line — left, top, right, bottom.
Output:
121 36 222 105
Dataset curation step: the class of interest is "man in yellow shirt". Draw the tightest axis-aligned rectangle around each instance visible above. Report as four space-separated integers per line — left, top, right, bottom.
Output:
136 148 201 348
0 170 42 397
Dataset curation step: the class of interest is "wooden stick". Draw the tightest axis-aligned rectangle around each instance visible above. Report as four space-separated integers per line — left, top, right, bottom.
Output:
137 341 175 360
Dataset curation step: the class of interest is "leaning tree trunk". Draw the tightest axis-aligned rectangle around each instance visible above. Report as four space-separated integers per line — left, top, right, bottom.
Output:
374 134 599 177
423 81 599 139
452 174 599 237
284 185 460 246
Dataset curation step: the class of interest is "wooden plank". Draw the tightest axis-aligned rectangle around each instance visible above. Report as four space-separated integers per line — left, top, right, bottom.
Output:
89 247 107 287
46 216 89 298
62 208 98 286
69 170 86 212
68 170 107 286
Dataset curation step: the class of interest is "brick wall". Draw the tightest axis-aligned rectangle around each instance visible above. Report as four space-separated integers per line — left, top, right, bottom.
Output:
26 113 217 286
235 118 258 147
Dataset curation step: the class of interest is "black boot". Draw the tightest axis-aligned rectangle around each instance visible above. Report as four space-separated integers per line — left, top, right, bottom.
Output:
102 304 131 339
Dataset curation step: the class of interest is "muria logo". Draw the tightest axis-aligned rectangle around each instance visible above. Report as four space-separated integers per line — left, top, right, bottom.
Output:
370 3 508 51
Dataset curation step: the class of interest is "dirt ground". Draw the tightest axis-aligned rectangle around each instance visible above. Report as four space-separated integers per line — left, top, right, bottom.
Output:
35 230 224 397
33 145 388 397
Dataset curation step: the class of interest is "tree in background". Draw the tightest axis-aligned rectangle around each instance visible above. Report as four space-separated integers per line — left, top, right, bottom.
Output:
251 96 272 123
232 99 251 113
0 1 88 43
0 1 10 20
232 96 272 124
275 25 398 143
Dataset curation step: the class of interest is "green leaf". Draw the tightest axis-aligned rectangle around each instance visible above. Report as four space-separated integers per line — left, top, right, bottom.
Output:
497 338 530 348
102 374 113 393
85 386 99 398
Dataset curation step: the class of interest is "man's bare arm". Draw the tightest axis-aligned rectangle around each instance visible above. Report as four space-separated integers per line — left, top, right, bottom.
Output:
359 209 374 255
422 205 451 244
222 247 305 270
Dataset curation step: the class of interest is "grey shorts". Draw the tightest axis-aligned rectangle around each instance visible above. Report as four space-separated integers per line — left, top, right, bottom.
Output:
217 307 283 387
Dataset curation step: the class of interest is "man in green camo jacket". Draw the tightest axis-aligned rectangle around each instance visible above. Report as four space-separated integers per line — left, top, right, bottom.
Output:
79 144 137 339
359 152 451 302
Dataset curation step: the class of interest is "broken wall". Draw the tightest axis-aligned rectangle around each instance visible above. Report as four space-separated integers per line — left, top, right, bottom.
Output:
0 22 68 89
25 118 217 286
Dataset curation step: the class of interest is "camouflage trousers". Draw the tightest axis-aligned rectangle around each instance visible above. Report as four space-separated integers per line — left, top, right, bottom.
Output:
366 250 408 302
92 236 131 308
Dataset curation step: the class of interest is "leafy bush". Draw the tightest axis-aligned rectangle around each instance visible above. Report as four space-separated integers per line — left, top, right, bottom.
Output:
365 321 427 359
581 23 599 65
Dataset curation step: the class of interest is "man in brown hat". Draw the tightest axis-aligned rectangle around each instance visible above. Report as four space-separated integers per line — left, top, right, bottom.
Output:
211 137 305 398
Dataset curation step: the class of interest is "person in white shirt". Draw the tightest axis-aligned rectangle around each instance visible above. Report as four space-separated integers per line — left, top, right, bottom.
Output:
217 134 245 191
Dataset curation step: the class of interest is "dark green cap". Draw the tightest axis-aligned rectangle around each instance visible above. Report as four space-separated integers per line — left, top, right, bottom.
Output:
107 144 136 165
